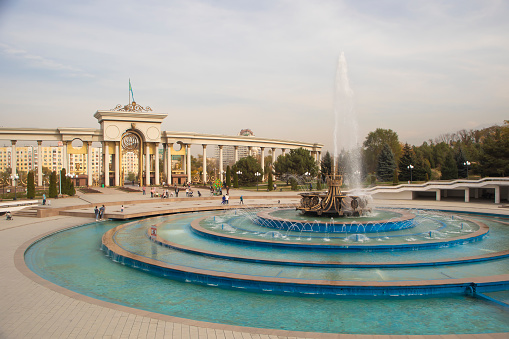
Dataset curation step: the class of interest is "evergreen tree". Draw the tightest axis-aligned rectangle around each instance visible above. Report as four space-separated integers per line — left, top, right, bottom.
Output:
226 166 231 188
232 156 263 186
376 144 396 182
49 171 58 198
455 148 468 178
60 168 68 195
68 181 76 196
233 171 239 188
274 148 318 177
267 171 273 191
316 176 322 191
27 171 35 199
480 123 509 177
441 152 458 180
320 151 333 180
398 143 415 181
392 169 399 185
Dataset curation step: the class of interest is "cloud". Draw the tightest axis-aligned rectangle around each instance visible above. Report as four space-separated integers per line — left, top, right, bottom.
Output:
0 42 94 77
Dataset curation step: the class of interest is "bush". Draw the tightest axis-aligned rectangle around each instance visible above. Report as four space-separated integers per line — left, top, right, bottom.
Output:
290 177 298 191
27 171 35 199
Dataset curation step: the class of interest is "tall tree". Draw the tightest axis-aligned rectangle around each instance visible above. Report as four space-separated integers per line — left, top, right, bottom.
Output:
363 128 401 173
376 144 397 182
49 171 58 198
398 143 415 181
273 148 318 177
27 171 35 199
232 156 263 185
225 165 231 187
320 151 333 179
267 171 274 191
480 122 509 177
441 152 458 180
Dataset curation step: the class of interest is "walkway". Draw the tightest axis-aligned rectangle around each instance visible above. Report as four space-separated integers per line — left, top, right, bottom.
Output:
1 187 508 338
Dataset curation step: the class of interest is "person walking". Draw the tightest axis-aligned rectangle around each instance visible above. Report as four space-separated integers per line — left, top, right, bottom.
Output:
42 193 46 205
225 193 229 204
94 206 99 221
240 196 244 204
121 205 124 213
142 187 146 195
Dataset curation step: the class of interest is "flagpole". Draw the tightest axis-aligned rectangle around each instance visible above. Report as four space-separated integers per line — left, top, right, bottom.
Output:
129 79 131 104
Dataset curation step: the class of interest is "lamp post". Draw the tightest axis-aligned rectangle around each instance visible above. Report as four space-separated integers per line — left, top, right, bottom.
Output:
255 172 261 191
304 172 310 190
463 161 471 179
407 164 414 183
10 174 19 200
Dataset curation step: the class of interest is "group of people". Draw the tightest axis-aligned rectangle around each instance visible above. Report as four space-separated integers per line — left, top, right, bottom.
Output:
94 205 106 221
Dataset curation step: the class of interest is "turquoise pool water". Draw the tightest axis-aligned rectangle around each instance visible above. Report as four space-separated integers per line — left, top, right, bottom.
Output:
24 211 509 335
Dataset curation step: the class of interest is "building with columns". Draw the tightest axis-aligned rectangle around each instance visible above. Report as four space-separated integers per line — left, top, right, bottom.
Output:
0 101 323 187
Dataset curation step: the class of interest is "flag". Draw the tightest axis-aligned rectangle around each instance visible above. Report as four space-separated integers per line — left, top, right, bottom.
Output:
129 79 135 103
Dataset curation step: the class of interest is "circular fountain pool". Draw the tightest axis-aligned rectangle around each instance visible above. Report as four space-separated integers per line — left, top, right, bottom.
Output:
25 207 509 335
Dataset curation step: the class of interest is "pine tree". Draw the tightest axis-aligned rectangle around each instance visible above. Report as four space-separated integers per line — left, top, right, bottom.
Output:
441 152 458 180
49 171 58 198
27 171 35 199
398 143 415 181
267 171 273 191
376 144 396 182
226 166 231 188
233 171 239 188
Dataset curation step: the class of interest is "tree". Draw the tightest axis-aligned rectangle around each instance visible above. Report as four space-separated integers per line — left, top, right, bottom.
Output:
441 152 458 180
49 171 58 198
455 148 468 178
233 171 239 188
226 165 231 188
27 171 35 199
363 128 401 173
232 156 263 185
267 171 274 191
398 143 415 181
376 144 396 182
320 151 333 179
480 122 509 177
273 148 318 177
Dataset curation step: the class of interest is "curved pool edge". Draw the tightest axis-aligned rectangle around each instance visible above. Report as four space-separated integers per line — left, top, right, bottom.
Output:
15 204 509 338
102 221 509 297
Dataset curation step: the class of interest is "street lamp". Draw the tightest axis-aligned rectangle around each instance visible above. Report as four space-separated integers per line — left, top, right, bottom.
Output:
463 161 471 179
407 164 414 183
10 174 19 200
255 172 261 191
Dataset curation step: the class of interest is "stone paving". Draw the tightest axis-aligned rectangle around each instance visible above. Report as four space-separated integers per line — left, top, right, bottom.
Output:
1 187 508 339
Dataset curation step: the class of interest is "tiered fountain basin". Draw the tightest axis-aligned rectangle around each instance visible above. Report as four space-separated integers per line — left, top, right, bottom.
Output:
100 208 509 297
254 208 415 233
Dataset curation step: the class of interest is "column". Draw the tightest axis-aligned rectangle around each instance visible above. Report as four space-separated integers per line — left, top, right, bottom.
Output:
271 148 276 167
87 141 92 186
260 147 265 177
474 188 479 199
234 146 239 163
495 185 500 204
145 142 150 185
62 141 68 172
281 148 286 156
154 143 160 185
163 144 168 184
11 140 17 183
436 190 441 201
114 142 120 186
186 144 192 183
218 145 224 183
465 187 470 203
167 143 172 185
37 141 43 186
202 144 207 184
103 141 109 186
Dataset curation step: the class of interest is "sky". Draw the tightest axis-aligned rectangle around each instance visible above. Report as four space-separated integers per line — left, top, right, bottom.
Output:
0 0 508 154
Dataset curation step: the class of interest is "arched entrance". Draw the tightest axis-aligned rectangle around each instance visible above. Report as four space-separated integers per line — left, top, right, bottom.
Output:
121 130 144 186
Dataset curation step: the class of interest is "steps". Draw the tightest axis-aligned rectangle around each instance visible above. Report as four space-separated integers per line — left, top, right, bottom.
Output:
13 208 38 218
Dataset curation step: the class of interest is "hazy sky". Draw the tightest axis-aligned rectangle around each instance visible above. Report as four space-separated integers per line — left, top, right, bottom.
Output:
0 0 508 153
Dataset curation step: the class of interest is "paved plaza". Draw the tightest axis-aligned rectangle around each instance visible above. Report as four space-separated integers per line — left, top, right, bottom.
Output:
1 188 508 339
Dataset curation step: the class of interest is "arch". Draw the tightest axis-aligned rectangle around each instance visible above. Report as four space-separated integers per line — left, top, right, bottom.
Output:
121 130 144 186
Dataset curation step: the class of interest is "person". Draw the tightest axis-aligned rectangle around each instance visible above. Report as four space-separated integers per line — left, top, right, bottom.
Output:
175 187 179 197
121 205 124 213
142 186 146 195
198 191 201 197
222 195 226 204
240 196 243 204
225 193 229 204
309 183 313 191
226 186 230 195
94 206 99 221
274 183 277 191
42 193 46 205
186 188 189 197
150 188 154 198
6 211 12 220
99 205 105 220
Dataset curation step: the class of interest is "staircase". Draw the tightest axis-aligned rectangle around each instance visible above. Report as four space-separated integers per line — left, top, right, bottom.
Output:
13 207 38 218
